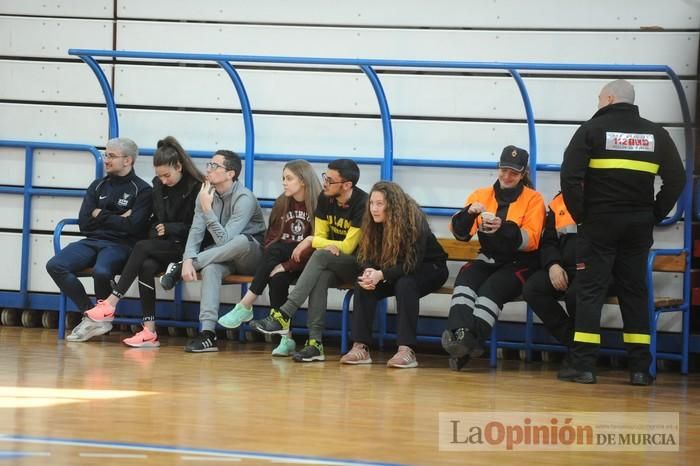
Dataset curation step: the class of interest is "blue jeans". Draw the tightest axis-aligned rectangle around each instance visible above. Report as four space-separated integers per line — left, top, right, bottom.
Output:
46 237 132 311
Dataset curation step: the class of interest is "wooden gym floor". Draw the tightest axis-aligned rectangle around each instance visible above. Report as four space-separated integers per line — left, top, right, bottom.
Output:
0 326 698 465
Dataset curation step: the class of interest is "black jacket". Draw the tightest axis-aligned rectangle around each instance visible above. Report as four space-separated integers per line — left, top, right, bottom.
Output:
78 169 152 244
560 103 685 223
367 218 448 283
148 173 202 244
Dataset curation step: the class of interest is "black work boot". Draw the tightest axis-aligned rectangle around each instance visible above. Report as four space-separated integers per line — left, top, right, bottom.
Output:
448 354 471 372
442 328 483 371
630 372 654 386
557 355 596 383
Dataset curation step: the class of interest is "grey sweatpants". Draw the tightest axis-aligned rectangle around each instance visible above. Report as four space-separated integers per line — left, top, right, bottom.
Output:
193 235 262 332
279 249 359 341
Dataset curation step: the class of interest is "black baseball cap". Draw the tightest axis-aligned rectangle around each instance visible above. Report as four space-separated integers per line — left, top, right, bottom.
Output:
498 145 529 173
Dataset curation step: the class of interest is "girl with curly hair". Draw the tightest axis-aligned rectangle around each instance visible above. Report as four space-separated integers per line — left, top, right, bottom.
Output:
340 181 448 368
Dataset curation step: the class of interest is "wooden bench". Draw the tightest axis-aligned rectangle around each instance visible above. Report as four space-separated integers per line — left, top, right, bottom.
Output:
344 237 687 374
219 273 355 344
53 217 690 375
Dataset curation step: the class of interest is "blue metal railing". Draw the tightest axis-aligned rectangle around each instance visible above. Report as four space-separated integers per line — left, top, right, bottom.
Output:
2 50 693 368
67 48 694 222
0 140 103 309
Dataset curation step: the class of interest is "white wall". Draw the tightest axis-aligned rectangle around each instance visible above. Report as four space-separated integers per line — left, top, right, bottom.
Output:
0 0 697 332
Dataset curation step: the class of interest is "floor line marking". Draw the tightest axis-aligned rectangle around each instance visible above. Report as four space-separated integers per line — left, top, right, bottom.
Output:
79 452 148 458
0 435 403 466
181 457 242 462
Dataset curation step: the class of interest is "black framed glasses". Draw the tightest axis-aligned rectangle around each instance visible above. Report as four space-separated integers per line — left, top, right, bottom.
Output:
322 172 345 185
206 161 228 171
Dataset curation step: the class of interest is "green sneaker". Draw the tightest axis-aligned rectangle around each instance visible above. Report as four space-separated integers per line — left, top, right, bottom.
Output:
271 334 296 357
217 303 253 329
292 339 325 362
250 308 290 335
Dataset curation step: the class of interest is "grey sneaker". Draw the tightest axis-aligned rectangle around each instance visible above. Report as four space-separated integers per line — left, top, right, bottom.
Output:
249 308 290 335
66 317 113 342
292 339 325 362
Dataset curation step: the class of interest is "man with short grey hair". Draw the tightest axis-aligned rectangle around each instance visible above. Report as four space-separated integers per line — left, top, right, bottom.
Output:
47 137 152 341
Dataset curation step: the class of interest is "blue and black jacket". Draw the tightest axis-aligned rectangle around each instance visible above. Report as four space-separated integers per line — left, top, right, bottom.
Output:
78 169 153 245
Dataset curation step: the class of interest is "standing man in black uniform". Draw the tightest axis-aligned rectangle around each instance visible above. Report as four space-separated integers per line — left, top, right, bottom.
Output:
560 79 685 386
523 192 616 372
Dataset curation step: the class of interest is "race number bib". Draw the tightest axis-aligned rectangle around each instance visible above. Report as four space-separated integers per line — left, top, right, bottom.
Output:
605 132 655 152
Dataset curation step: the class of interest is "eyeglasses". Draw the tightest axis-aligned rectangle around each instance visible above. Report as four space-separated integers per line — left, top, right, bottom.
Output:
322 172 345 185
206 162 228 171
102 153 129 161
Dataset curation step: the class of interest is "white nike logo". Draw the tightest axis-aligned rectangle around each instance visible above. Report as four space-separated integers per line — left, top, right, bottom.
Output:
99 195 107 200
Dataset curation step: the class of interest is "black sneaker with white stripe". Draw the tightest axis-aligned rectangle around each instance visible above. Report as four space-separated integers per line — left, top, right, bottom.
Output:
184 330 218 353
160 261 183 291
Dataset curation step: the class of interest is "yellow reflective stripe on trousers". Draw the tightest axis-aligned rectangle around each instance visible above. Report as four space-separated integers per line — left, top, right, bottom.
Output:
574 332 601 344
623 333 651 345
588 158 659 174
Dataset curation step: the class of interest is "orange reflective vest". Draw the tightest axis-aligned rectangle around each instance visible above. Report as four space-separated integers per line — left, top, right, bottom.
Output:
465 185 545 252
548 193 577 238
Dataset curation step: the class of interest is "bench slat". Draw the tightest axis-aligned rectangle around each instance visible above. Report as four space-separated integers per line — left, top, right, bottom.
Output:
219 273 354 290
652 253 686 273
437 238 686 274
220 274 254 285
436 238 481 262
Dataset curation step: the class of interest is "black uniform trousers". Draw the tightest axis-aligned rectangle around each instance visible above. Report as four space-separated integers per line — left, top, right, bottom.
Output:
522 267 577 346
351 261 448 347
571 211 654 373
447 260 534 345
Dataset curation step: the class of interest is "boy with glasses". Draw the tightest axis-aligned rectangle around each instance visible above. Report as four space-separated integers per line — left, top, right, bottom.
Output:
160 150 266 353
47 137 153 341
247 159 367 362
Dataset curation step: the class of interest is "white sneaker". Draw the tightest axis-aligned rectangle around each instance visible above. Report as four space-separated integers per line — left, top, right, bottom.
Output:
66 318 113 342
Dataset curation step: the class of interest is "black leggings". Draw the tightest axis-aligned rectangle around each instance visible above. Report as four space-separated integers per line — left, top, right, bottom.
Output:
112 239 183 321
352 261 449 347
249 242 301 309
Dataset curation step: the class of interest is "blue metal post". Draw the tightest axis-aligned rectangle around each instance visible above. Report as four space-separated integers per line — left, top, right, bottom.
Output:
217 61 256 189
360 65 394 180
0 140 103 312
508 69 537 187
663 66 693 374
18 146 35 308
75 55 119 139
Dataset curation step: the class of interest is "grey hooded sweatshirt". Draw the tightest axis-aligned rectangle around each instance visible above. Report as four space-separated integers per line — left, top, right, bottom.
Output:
183 180 266 259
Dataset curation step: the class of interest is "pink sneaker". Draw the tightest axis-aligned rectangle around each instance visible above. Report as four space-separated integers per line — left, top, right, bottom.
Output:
340 343 372 365
123 327 160 348
387 345 418 368
85 300 115 322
